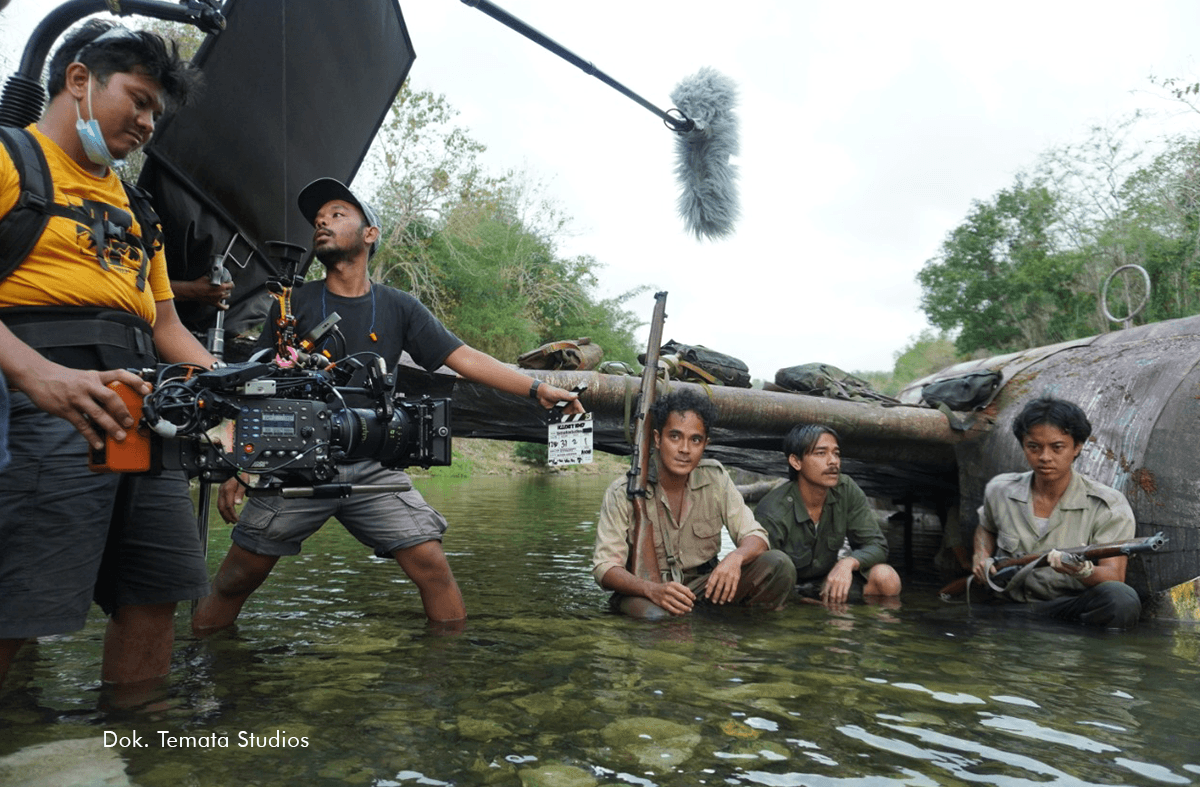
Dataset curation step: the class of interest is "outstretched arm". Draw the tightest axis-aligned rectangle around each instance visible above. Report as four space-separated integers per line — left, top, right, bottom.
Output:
443 345 583 413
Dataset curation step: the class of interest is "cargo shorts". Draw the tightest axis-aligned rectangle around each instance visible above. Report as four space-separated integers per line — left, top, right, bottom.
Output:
230 459 448 558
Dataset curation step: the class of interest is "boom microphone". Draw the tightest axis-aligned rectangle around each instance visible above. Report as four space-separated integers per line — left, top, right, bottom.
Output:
460 0 741 240
670 68 739 240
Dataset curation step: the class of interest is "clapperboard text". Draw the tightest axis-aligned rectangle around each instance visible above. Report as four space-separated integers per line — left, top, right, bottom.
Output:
547 412 594 467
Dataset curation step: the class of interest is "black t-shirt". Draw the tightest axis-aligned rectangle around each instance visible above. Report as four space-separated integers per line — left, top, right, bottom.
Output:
256 282 463 406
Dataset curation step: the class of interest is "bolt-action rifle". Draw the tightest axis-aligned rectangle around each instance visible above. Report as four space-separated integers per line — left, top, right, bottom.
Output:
625 292 668 582
939 531 1168 598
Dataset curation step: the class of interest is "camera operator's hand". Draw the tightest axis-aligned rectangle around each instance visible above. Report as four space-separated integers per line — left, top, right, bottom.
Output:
2 338 149 450
218 476 247 523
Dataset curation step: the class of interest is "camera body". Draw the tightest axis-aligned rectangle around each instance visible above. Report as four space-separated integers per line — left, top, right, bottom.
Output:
91 360 451 490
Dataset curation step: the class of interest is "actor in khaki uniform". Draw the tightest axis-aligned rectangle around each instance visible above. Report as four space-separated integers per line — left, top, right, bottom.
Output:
592 389 795 619
973 396 1141 628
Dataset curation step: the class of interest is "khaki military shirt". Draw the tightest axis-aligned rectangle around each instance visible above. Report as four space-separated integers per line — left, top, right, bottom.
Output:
754 473 888 580
978 470 1135 601
592 457 769 587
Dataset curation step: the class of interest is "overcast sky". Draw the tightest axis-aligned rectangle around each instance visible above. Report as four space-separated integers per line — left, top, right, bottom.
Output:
4 1 1199 380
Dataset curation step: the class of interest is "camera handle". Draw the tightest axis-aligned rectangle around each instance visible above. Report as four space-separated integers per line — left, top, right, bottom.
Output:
263 241 308 358
204 233 239 363
274 483 413 500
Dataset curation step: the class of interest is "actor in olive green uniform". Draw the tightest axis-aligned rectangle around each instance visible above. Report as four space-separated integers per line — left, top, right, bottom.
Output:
755 424 901 606
756 474 888 581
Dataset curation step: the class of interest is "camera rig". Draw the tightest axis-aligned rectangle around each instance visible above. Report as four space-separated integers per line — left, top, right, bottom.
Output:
90 357 451 497
89 241 451 497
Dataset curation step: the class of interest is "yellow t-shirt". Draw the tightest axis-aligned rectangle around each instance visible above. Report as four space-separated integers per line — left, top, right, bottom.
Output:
0 125 172 325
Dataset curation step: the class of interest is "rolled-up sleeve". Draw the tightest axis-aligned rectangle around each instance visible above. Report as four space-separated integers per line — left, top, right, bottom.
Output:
978 477 1002 534
1092 492 1136 543
592 478 633 587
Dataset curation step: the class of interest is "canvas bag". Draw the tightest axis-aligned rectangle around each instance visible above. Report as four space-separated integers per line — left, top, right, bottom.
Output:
774 363 898 404
517 337 603 371
653 339 752 388
920 370 1002 411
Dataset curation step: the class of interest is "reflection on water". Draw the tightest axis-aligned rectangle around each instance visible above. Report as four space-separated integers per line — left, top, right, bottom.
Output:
2 474 1199 786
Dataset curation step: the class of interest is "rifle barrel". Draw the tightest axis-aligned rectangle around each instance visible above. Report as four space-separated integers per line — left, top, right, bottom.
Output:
938 532 1167 598
996 531 1167 571
626 292 668 583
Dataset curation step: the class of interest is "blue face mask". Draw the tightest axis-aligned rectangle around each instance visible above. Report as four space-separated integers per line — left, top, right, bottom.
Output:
74 74 123 169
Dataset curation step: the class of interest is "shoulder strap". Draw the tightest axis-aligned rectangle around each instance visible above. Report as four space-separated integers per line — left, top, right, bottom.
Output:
119 178 161 293
0 126 55 281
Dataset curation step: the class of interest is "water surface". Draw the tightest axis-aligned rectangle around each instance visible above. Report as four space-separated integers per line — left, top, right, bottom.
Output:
2 474 1198 786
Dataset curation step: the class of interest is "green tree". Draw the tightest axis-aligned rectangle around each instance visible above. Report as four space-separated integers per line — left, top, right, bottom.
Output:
410 186 642 364
920 110 1200 358
1108 135 1200 322
362 85 505 312
918 180 1066 354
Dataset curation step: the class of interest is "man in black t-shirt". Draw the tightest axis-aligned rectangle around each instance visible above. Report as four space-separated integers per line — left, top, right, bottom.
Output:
192 178 582 633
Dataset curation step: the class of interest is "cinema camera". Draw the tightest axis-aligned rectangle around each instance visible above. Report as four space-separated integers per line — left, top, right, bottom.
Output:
89 356 452 495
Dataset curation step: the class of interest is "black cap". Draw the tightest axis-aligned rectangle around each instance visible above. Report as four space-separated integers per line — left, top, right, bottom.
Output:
297 177 380 256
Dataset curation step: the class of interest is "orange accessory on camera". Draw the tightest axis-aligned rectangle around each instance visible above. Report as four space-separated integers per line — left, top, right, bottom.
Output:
87 380 156 473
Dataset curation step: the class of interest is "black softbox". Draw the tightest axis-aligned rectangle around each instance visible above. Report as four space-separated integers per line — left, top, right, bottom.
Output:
139 0 413 339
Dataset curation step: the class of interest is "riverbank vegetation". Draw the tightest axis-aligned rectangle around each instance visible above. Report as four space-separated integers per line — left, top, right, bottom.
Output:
861 100 1200 396
917 111 1200 359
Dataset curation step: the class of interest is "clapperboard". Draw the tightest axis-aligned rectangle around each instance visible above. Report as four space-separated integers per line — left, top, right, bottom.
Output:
547 412 593 467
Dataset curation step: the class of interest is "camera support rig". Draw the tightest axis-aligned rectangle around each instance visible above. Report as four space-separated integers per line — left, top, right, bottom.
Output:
89 241 452 499
142 359 451 497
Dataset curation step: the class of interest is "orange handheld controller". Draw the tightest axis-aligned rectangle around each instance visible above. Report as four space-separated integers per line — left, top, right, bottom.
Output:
87 381 156 473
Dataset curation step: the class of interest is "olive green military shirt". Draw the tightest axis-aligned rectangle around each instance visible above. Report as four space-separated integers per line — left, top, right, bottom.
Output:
753 474 889 581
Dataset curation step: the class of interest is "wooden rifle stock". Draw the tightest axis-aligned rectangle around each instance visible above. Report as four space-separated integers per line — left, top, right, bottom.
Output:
626 292 668 583
939 531 1168 598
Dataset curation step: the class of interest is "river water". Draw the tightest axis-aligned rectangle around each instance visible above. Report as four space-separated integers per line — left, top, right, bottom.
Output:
1 473 1198 787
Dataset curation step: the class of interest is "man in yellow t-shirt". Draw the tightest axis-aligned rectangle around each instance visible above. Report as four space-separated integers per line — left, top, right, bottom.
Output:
0 21 219 691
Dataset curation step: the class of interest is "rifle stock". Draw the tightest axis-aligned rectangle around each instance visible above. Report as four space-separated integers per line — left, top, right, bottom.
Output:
626 291 668 583
939 531 1168 598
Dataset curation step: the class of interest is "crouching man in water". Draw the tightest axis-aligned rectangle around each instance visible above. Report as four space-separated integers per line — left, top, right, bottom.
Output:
754 424 902 609
592 389 795 619
972 396 1141 628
